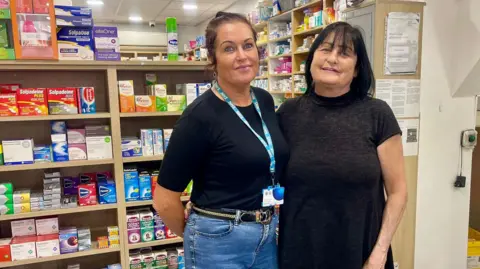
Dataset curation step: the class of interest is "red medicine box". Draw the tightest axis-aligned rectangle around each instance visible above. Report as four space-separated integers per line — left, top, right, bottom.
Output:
0 84 21 94
47 88 78 115
0 238 11 262
0 94 19 116
16 88 48 116
78 182 98 206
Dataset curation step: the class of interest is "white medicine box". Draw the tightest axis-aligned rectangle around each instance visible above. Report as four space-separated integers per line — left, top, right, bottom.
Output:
36 217 59 235
11 219 36 237
2 139 34 165
86 136 113 160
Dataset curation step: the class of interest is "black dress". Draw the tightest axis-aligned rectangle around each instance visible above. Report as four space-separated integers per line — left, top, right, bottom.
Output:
277 91 401 269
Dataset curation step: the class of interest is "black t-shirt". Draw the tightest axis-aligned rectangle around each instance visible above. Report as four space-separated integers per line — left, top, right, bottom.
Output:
158 87 289 210
277 91 401 269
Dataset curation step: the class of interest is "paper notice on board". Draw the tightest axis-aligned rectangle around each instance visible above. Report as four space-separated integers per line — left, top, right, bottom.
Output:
376 79 420 118
384 12 420 75
397 119 419 156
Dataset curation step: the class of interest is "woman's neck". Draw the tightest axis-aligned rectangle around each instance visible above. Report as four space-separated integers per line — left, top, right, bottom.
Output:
314 83 350 97
215 78 252 107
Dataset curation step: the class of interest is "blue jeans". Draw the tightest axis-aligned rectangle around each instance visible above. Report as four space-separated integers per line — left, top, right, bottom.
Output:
184 212 279 269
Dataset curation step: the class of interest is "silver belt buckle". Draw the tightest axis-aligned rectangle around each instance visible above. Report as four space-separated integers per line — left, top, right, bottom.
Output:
256 210 272 224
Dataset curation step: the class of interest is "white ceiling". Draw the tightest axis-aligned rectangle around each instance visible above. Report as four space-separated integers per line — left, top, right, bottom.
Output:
72 0 236 26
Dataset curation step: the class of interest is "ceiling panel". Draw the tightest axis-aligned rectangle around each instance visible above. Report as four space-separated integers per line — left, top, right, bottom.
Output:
71 0 120 17
159 9 202 18
116 0 171 20
165 1 214 11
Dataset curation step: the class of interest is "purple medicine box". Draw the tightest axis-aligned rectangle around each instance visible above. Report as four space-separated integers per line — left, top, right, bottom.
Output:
93 26 120 61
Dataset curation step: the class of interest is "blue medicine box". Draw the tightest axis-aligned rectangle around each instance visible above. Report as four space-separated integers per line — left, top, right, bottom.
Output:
98 179 117 204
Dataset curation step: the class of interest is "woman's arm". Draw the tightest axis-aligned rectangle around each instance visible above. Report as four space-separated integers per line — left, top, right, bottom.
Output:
153 184 185 237
364 134 408 269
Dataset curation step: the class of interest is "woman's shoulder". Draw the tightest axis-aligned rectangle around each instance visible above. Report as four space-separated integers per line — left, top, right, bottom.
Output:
277 96 306 114
358 97 394 114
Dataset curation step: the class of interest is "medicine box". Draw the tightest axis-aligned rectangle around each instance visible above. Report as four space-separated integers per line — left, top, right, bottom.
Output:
93 26 120 61
30 192 43 202
67 129 86 144
167 95 186 112
0 204 13 215
14 203 31 214
56 15 93 27
78 182 97 206
36 234 60 258
77 87 96 113
47 87 79 114
16 88 48 116
139 171 152 200
0 84 21 94
139 210 154 242
2 139 34 165
10 236 37 261
63 177 80 196
51 134 67 143
13 189 30 203
68 144 87 160
0 238 11 262
85 125 110 136
154 250 168 268
57 27 94 61
77 227 91 251
0 94 18 116
98 179 117 204
176 84 198 106
124 168 139 201
163 129 173 151
33 145 51 163
126 210 141 244
0 194 12 205
148 84 167 112
140 129 153 156
11 219 36 237
135 96 155 112
86 136 113 160
197 83 211 96
59 227 78 254
118 80 135 112
152 129 163 155
51 121 67 134
121 139 142 157
54 5 92 17
52 142 69 162
145 74 157 86
33 0 49 14
16 0 33 13
36 217 59 235
0 183 13 195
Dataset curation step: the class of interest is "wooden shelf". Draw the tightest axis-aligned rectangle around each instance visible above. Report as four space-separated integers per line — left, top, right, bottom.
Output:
253 21 268 30
127 238 183 250
123 155 164 163
269 91 292 94
270 73 292 77
0 113 111 122
0 61 208 71
293 71 306 75
0 246 120 268
269 36 291 43
126 196 190 207
269 10 292 21
294 50 310 55
0 159 114 172
256 41 268 47
294 26 325 37
120 112 183 117
269 54 292 59
0 204 118 221
254 75 268 80
293 0 323 11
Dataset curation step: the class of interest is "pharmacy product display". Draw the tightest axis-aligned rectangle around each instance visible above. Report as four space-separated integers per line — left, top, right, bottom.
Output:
0 85 96 116
129 247 184 269
122 129 167 158
127 207 179 245
0 218 118 262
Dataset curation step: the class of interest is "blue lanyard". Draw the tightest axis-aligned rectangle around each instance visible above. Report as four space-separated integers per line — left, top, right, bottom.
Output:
214 81 276 186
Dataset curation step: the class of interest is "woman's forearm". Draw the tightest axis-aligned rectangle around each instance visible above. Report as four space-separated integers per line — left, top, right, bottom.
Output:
374 192 407 254
153 185 186 237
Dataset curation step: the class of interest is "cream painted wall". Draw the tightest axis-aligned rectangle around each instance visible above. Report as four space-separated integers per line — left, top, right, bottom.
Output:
415 0 477 268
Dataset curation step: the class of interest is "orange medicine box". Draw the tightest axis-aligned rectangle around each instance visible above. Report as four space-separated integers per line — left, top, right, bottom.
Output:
47 88 78 115
135 96 155 112
0 238 11 262
118 80 135 112
16 88 48 116
0 94 19 116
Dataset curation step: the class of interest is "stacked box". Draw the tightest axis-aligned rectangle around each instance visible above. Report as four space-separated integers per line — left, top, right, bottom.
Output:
0 238 11 262
36 234 60 258
10 236 37 261
77 227 91 251
78 182 97 206
139 210 154 242
33 145 52 163
2 139 34 165
139 171 151 201
127 211 141 244
121 138 142 157
124 168 139 201
51 121 69 162
13 189 31 214
30 192 44 211
93 26 120 61
0 183 13 215
77 87 96 114
47 88 78 114
0 94 18 116
107 226 119 248
56 27 94 61
97 179 117 204
140 129 153 156
16 88 48 116
35 217 59 235
152 129 164 155
59 227 78 254
67 128 87 160
43 177 61 210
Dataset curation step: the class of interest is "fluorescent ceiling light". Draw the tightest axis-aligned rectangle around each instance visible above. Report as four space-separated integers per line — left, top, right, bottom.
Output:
86 0 104 5
129 16 143 22
183 4 198 10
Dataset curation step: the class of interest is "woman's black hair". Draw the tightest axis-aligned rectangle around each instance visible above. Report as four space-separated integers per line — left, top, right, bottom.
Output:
304 21 374 99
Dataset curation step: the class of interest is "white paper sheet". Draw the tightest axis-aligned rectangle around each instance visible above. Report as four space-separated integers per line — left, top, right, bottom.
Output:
376 79 420 118
384 12 420 75
397 119 419 156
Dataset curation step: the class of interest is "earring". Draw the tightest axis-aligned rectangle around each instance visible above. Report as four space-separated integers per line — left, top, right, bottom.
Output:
213 71 217 78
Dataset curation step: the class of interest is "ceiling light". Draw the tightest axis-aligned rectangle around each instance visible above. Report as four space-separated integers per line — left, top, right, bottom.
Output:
183 4 198 10
129 16 143 22
86 0 104 5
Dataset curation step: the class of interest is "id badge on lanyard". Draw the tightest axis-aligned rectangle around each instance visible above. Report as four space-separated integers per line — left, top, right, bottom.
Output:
214 81 285 207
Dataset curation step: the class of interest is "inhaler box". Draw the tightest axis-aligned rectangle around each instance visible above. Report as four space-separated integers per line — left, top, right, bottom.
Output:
2 139 34 165
86 136 113 160
0 94 18 116
16 88 48 116
54 5 92 17
56 15 93 27
124 168 139 201
52 142 69 162
121 139 142 157
47 88 78 114
97 179 117 204
118 80 135 112
92 26 120 61
139 171 152 200
140 129 153 156
57 27 94 61
77 87 96 113
152 129 163 155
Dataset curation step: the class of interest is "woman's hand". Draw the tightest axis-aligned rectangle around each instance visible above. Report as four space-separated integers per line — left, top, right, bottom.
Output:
184 201 193 220
362 248 387 269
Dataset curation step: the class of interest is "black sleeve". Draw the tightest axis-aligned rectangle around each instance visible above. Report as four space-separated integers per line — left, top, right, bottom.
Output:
374 100 402 146
158 112 210 192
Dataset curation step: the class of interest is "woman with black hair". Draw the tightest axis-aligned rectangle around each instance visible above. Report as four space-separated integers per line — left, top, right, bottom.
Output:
277 22 407 269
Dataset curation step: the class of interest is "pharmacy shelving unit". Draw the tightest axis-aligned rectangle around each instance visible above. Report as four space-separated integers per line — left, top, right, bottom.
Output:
0 60 207 269
253 0 331 98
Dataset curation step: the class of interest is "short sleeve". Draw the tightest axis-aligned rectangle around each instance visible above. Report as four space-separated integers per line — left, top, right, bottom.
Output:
374 100 402 146
158 113 210 192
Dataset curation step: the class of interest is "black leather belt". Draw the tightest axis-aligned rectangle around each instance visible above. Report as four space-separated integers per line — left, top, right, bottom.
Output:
192 205 274 224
